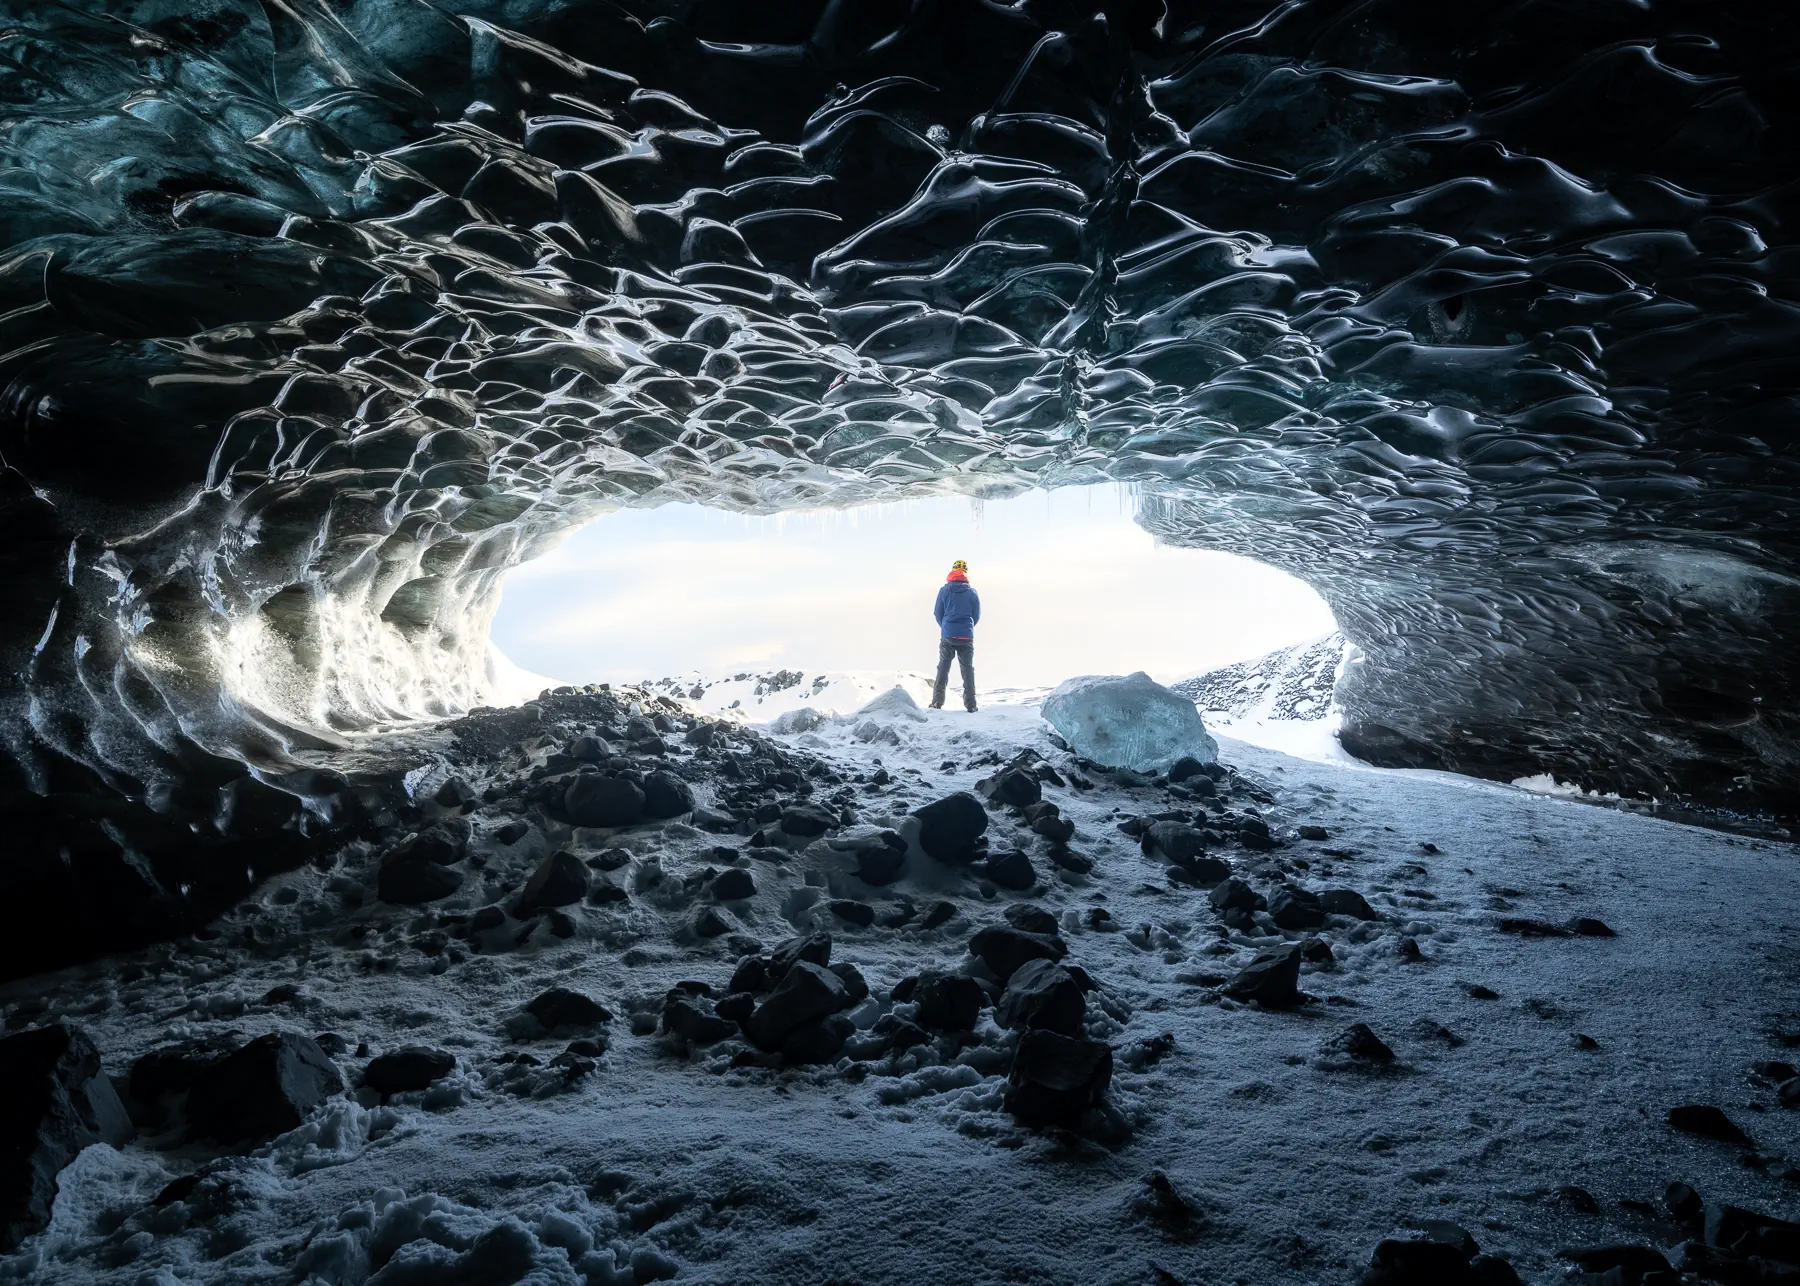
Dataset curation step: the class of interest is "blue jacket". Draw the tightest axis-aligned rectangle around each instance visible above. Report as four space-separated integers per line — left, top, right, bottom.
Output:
934 580 980 639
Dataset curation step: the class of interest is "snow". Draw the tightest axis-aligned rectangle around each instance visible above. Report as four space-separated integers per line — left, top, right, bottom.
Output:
4 687 1798 1285
1042 672 1220 772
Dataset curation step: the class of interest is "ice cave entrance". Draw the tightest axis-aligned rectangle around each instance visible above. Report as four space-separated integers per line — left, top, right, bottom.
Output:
488 484 1338 722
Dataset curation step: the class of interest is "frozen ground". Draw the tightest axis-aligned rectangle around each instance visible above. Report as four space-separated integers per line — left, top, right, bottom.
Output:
3 691 1797 1285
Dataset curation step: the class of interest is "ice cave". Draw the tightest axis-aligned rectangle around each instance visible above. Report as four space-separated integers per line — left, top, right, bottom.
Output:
0 2 1797 1283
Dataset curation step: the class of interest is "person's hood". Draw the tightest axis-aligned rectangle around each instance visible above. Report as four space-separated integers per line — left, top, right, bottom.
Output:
945 569 969 583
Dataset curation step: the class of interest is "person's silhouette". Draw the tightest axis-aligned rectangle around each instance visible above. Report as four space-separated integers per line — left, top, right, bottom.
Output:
930 559 981 712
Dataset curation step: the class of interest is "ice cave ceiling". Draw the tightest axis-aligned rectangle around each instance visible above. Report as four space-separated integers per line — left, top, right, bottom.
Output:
1 0 1798 974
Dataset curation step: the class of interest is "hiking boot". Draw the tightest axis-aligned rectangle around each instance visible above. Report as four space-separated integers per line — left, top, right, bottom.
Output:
928 699 944 710
964 702 978 713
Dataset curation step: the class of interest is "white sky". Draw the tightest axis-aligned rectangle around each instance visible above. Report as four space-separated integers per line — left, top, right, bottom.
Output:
490 484 1337 689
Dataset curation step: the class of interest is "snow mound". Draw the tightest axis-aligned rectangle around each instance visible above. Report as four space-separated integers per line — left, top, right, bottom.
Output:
1042 672 1218 772
853 685 929 723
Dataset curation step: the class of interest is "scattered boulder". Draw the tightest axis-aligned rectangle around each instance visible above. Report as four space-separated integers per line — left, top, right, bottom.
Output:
523 988 613 1036
746 963 850 1051
983 849 1037 891
1668 1103 1751 1146
838 830 907 884
1003 904 1059 935
518 850 588 914
1269 885 1326 930
779 1015 855 1065
1556 1244 1673 1279
1005 1030 1113 1127
186 1033 343 1143
912 792 989 862
996 960 1086 1037
767 932 832 983
362 1048 454 1098
0 1025 134 1252
1320 888 1379 920
378 858 464 905
494 819 530 846
565 775 645 828
128 1035 237 1110
969 925 1067 983
406 820 470 864
1223 945 1303 1009
827 899 875 928
1298 824 1329 840
1328 1023 1395 1065
1568 916 1616 938
981 768 1041 808
912 973 985 1032
434 777 477 810
662 994 739 1045
1780 1077 1800 1110
828 964 869 1006
919 901 959 930
780 802 837 837
1141 821 1207 864
1209 878 1265 914
1238 817 1275 850
1168 756 1207 783
710 868 757 901
641 771 695 819
1042 672 1218 773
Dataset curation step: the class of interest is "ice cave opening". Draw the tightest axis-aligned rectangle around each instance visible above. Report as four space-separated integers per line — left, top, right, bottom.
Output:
486 482 1341 709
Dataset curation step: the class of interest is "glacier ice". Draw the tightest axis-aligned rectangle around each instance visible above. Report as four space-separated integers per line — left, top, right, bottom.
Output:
1042 673 1218 775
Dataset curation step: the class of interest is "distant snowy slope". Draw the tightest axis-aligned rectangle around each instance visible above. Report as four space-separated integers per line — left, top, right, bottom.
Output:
1173 632 1346 724
637 669 937 721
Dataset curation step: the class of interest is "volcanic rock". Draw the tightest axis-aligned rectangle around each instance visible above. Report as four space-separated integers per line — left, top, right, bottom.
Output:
969 926 1067 983
912 973 986 1032
779 802 836 837
779 1014 855 1064
767 932 832 982
186 1032 343 1143
912 792 989 862
523 988 613 1035
1320 888 1379 920
981 767 1041 807
995 959 1086 1037
827 899 875 927
641 771 694 819
710 868 757 901
1269 884 1326 930
1209 878 1266 914
983 848 1037 890
565 775 645 828
1005 1030 1113 1127
1223 945 1304 1009
378 858 464 905
1668 1103 1751 1145
518 850 588 913
662 994 739 1045
746 962 849 1051
362 1047 454 1097
1142 821 1207 864
1003 904 1059 935
0 1025 134 1252
1328 1023 1395 1064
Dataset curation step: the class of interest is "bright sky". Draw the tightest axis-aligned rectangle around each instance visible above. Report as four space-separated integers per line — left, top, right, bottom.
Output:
490 484 1337 689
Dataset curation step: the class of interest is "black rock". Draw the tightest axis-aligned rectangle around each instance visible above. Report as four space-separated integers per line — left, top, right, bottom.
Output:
1666 1182 1704 1223
912 792 989 862
747 963 849 1051
1298 824 1330 840
827 899 875 927
1031 813 1076 843
186 1033 343 1143
1704 1201 1800 1263
1498 917 1572 937
780 802 837 837
434 777 477 809
0 1025 134 1252
494 819 530 846
1320 888 1379 920
1364 1236 1477 1284
1568 916 1617 937
1269 884 1326 930
692 906 731 938
767 932 831 981
692 806 738 833
1780 1077 1800 1110
525 988 613 1034
1005 1030 1113 1128
983 849 1037 891
470 906 506 932
714 992 756 1025
710 868 757 901
851 832 908 885
569 734 608 761
377 858 464 905
1557 1245 1674 1279
641 771 694 819
1047 847 1094 875
1668 1103 1751 1145
1300 936 1335 965
1467 984 1500 1000
518 850 588 913
128 1034 238 1108
1003 904 1059 935
913 973 985 1032
1239 817 1276 850
919 901 958 930
779 1014 854 1065
753 802 782 825
1223 945 1304 1009
1208 878 1265 914
969 926 1067 983
881 1018 932 1053
995 959 1086 1038
362 1047 454 1097
985 768 1041 807
408 820 470 864
828 964 870 1006
728 955 768 994
662 994 738 1045
1142 821 1207 864
565 775 645 828
1168 756 1207 783
1329 1023 1395 1064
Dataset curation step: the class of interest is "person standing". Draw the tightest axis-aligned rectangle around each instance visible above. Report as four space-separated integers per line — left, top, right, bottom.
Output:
931 559 980 712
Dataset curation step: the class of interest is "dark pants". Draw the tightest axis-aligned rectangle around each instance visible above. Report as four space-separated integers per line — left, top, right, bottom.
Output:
933 638 976 709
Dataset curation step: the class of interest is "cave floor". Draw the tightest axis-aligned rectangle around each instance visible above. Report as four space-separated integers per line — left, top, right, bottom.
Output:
4 698 1798 1285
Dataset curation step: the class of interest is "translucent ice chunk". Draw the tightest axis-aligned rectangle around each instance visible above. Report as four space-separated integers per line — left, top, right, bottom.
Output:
1042 672 1218 773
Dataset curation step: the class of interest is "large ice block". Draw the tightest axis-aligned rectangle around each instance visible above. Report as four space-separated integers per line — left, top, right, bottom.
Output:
1042 673 1218 774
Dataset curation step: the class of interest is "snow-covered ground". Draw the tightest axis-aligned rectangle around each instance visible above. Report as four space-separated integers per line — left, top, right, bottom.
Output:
4 689 1797 1285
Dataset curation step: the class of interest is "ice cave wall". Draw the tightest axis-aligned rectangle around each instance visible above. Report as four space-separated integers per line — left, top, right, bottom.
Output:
0 0 1797 975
